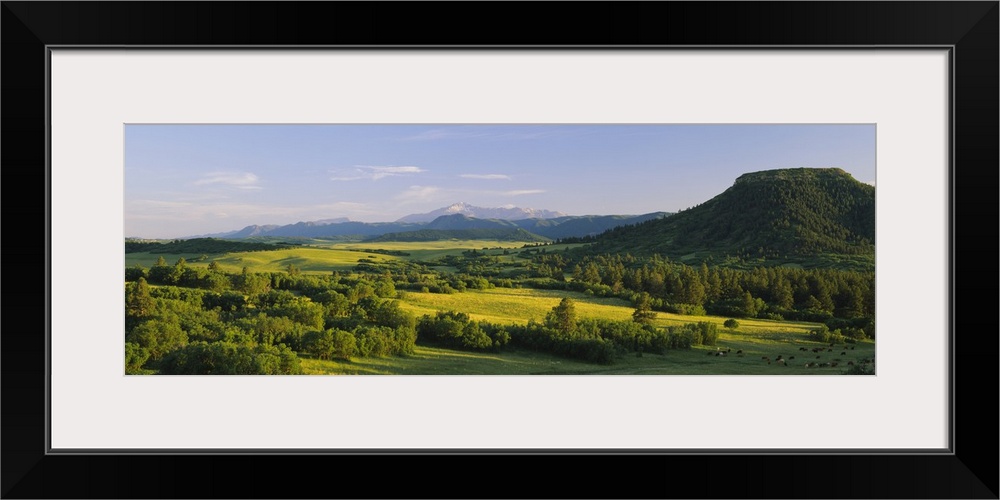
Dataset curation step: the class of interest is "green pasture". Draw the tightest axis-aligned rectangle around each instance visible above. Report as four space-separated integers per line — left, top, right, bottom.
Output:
396 287 637 325
396 287 822 335
124 239 574 274
299 339 875 375
125 247 405 274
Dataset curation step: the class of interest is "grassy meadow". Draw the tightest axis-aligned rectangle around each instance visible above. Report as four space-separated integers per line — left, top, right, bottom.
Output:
126 239 874 375
125 246 406 273
301 341 874 375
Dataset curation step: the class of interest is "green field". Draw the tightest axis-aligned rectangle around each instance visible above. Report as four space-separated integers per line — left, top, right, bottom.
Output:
301 341 874 375
384 287 872 375
397 287 636 324
124 239 563 273
396 287 822 333
125 246 407 273
126 238 874 375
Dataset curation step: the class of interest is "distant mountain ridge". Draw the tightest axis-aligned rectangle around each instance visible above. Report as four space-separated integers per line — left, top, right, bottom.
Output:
367 227 551 243
396 202 567 223
182 205 671 242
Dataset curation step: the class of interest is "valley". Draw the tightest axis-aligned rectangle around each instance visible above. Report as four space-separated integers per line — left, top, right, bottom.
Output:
124 167 876 376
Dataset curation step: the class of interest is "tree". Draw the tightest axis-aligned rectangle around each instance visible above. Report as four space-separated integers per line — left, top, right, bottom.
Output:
632 292 657 325
741 290 758 318
581 262 602 285
546 297 578 335
696 321 719 346
235 267 270 296
125 264 147 282
303 329 335 360
331 330 357 360
125 342 150 374
125 277 155 319
126 319 188 361
724 318 740 330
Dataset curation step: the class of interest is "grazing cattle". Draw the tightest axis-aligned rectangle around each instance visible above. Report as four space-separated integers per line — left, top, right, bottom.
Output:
827 348 833 352
851 346 855 350
821 362 831 367
788 356 795 360
830 362 838 367
776 359 785 365
816 355 821 359
847 361 855 366
707 351 714 356
736 349 743 354
829 343 835 347
841 352 847 355
804 362 812 368
761 356 769 361
799 347 808 351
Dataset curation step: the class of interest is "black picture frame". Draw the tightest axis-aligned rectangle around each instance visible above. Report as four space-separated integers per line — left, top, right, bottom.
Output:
3 2 997 498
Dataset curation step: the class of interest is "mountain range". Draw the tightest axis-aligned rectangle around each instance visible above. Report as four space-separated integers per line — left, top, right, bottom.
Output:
181 167 875 262
396 202 567 223
189 205 671 242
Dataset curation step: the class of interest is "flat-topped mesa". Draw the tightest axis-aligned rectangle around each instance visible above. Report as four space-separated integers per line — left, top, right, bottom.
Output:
734 167 855 184
588 167 875 261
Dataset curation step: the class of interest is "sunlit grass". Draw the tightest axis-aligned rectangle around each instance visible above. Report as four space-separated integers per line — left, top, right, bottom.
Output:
299 340 875 375
125 247 404 273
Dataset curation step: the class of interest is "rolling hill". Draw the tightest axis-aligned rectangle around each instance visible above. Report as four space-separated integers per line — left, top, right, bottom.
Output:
588 168 875 260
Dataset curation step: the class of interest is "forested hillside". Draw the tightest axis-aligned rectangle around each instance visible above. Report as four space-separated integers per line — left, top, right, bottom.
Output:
590 168 875 260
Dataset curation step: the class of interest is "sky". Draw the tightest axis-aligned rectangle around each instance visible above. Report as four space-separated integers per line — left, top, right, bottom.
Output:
124 124 876 239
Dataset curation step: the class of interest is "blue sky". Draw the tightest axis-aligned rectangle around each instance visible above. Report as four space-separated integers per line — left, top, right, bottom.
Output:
125 124 875 239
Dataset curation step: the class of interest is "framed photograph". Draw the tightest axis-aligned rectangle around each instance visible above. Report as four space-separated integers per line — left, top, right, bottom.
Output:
4 2 996 498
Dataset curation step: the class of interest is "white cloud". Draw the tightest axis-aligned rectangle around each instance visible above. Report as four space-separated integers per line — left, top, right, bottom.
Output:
503 189 545 196
460 174 511 180
330 165 425 181
193 172 261 190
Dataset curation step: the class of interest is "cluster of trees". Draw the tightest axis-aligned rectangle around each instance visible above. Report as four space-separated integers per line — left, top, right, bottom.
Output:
125 261 421 374
411 298 717 365
416 311 510 352
515 253 874 338
158 342 301 375
125 237 295 254
343 245 873 343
